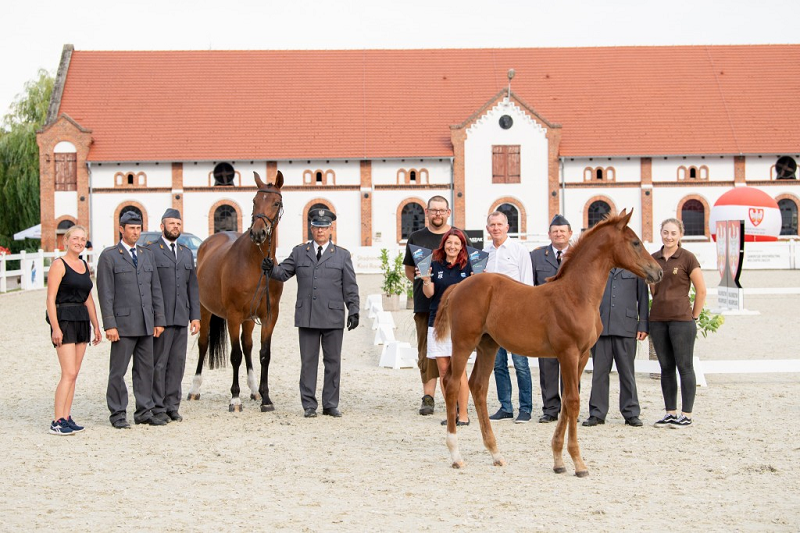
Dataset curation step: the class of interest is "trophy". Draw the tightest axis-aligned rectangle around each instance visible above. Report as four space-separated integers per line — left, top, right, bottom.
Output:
408 244 433 278
467 246 489 274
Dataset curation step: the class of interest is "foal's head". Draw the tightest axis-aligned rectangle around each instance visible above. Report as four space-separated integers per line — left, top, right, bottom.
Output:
249 171 284 245
604 209 663 283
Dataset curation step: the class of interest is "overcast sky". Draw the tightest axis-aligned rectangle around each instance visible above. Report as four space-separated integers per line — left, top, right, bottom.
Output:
1 0 797 119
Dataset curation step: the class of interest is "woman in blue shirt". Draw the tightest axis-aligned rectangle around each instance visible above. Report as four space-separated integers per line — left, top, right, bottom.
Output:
419 228 473 425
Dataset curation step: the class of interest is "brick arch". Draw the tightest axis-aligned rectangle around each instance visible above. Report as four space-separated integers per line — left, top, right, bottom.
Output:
302 198 337 244
488 196 528 238
676 194 711 239
54 215 78 250
208 199 243 236
113 201 149 241
396 197 427 243
775 193 800 236
583 195 617 230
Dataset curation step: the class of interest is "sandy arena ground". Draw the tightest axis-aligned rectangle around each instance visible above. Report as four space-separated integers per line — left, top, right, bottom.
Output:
1 270 799 532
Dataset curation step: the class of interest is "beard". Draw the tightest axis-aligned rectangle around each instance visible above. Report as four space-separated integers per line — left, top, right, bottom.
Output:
429 216 446 230
163 228 181 241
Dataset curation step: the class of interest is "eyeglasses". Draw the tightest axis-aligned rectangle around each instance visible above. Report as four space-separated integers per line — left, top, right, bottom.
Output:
427 209 449 214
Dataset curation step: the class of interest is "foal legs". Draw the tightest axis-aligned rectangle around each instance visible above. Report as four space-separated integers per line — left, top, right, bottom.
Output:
551 351 590 477
187 305 212 401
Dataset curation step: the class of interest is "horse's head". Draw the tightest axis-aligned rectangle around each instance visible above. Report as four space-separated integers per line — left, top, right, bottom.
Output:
610 208 663 284
249 171 284 246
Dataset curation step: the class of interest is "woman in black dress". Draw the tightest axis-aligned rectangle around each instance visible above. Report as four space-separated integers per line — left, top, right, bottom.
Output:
45 225 101 435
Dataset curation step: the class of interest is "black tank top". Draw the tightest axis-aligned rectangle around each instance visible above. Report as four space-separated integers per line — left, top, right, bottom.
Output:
48 258 93 322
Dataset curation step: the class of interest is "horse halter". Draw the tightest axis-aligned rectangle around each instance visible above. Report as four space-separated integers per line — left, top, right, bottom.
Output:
250 188 284 237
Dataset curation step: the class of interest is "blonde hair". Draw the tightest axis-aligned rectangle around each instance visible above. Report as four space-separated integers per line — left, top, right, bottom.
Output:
660 218 684 247
64 225 87 242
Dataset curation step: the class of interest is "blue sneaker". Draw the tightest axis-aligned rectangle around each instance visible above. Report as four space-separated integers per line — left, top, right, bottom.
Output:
66 416 85 433
49 418 75 436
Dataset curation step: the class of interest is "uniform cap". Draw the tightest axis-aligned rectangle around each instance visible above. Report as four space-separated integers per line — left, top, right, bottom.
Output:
550 214 570 227
161 208 181 220
119 211 143 226
310 208 337 227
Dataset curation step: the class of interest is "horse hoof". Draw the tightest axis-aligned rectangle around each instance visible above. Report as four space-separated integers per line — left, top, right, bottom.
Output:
260 404 275 412
451 461 465 469
187 393 199 401
229 404 243 413
575 470 590 478
493 459 506 467
250 393 261 401
553 466 567 474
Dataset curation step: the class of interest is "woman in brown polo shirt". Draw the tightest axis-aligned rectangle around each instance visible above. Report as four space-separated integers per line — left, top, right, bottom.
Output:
649 218 706 429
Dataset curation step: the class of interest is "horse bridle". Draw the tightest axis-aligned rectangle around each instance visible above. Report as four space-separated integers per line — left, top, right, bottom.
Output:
247 188 283 324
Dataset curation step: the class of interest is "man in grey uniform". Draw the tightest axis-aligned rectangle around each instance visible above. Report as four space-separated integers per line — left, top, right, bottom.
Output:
264 209 360 418
530 214 572 423
583 269 649 427
97 211 166 428
145 208 200 423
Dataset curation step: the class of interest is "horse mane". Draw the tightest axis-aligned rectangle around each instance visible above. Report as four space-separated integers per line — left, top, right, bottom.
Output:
548 212 627 282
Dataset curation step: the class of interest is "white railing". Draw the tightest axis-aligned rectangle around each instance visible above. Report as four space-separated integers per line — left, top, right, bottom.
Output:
0 249 97 293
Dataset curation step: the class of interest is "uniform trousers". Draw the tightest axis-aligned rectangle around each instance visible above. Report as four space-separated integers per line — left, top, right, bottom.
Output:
152 325 188 414
298 327 343 411
107 335 155 423
539 358 562 417
588 335 640 420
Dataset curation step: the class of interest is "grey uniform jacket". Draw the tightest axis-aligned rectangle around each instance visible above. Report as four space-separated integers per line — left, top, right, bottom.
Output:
145 240 200 326
530 246 560 286
598 268 649 338
270 242 360 329
97 243 166 336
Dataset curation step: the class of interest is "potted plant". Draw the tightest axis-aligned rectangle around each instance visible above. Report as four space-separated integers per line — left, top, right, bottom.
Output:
405 277 414 309
380 248 405 311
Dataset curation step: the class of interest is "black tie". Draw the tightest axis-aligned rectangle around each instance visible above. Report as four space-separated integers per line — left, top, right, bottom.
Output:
170 242 176 258
130 247 138 268
316 246 323 261
556 250 562 265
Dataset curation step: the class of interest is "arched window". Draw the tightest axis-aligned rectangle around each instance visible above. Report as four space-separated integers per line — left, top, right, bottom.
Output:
681 199 705 236
316 171 323 184
588 201 611 228
400 202 425 240
689 167 697 179
214 163 235 186
57 220 75 231
307 202 331 241
596 168 604 180
779 199 798 235
214 205 238 233
497 203 519 235
119 206 143 223
409 170 417 183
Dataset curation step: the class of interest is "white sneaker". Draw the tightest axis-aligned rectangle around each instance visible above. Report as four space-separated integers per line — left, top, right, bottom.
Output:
669 415 693 428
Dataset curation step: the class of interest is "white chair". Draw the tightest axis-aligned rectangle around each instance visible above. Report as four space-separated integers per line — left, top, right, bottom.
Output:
379 341 417 369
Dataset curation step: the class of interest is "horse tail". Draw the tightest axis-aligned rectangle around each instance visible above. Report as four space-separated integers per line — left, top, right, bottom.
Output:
433 284 458 342
207 314 228 369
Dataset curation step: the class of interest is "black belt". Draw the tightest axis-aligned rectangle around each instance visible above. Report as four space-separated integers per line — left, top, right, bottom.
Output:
56 303 84 308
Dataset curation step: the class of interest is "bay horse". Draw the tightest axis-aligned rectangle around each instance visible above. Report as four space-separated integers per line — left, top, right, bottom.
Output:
433 209 663 476
186 171 284 412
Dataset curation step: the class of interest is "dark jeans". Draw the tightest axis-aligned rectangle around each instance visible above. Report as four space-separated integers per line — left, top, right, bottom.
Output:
650 320 697 413
493 347 533 414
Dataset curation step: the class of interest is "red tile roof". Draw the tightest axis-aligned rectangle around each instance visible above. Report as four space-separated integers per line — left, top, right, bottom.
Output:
55 46 800 161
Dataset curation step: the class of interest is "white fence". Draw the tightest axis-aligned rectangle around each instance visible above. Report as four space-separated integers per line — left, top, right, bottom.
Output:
3 239 800 293
0 249 97 293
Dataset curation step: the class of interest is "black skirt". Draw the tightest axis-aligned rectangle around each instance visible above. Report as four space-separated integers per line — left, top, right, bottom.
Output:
50 320 91 347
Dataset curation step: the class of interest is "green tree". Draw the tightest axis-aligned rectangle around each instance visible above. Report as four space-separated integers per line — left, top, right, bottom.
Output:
0 69 54 250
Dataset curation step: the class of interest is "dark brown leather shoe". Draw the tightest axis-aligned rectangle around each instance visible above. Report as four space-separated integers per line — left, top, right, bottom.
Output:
135 416 167 426
111 418 131 429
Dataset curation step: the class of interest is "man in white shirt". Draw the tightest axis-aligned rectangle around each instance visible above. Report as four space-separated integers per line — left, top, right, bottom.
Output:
483 211 534 423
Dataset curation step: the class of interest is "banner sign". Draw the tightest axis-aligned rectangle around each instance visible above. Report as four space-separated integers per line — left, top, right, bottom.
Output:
716 220 745 310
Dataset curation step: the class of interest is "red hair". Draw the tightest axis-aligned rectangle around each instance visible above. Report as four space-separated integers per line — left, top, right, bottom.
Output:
432 228 469 269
